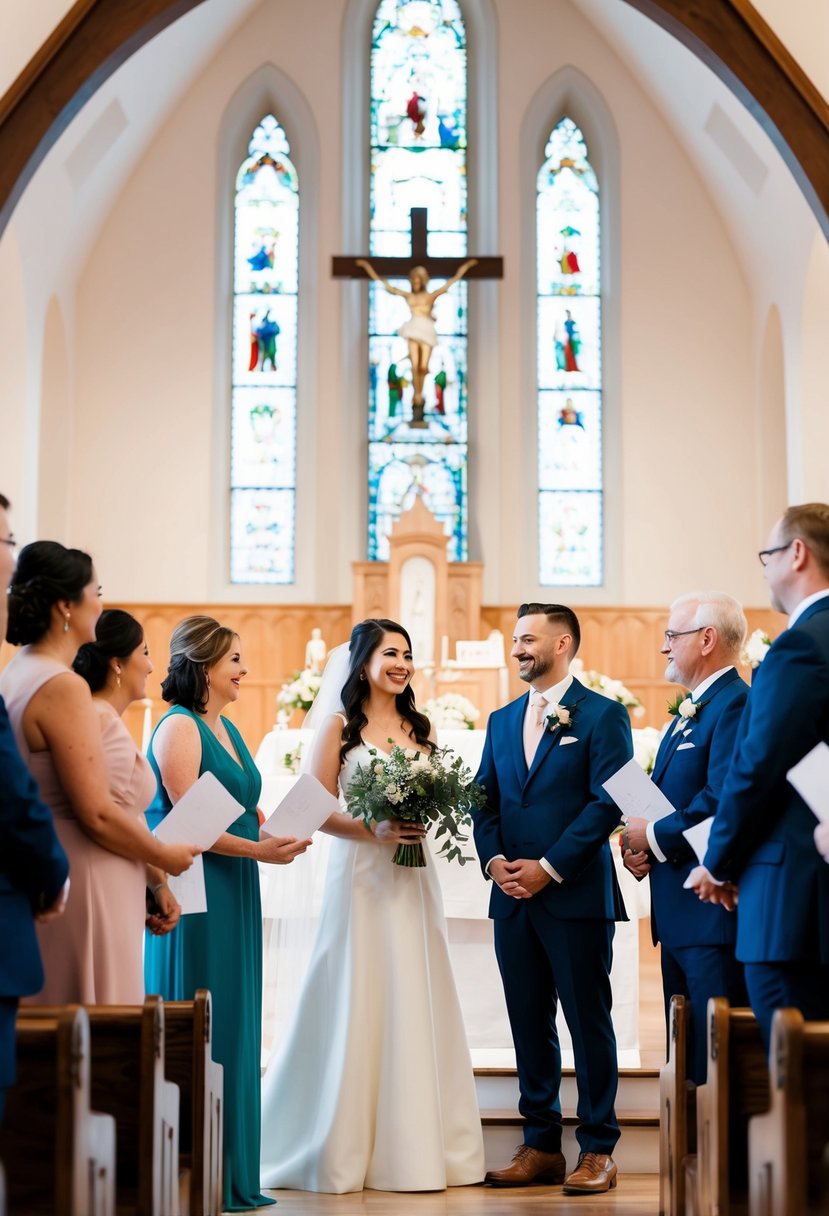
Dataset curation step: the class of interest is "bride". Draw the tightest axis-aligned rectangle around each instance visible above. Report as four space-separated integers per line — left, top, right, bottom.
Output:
260 618 485 1194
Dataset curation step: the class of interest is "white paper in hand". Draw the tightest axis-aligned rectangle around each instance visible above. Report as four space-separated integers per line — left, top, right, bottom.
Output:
602 758 677 823
788 742 829 823
153 771 245 915
260 772 340 840
682 816 713 863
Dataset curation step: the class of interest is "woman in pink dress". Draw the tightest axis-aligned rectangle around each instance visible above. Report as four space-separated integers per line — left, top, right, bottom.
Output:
0 543 198 1004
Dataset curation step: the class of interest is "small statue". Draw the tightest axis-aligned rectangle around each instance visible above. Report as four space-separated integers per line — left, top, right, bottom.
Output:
304 627 327 675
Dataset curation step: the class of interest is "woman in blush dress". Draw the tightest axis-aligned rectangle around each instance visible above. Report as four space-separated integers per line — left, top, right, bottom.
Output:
260 618 485 1195
144 616 310 1213
0 543 198 1005
72 609 182 983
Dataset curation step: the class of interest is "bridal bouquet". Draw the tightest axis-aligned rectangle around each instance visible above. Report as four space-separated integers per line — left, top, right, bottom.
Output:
345 743 486 868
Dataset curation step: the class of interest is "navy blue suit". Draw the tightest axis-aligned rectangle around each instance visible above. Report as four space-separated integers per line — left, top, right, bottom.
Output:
0 696 69 1123
704 597 829 1048
647 668 748 1081
473 681 632 1155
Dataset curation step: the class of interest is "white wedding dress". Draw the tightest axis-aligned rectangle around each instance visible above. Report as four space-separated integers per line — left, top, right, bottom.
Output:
260 739 485 1194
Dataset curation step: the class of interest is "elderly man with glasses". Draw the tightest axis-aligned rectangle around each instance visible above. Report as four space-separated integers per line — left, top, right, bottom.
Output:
689 503 829 1049
621 592 749 1083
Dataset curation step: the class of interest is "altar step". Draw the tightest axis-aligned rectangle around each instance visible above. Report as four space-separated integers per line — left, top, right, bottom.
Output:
475 1068 660 1175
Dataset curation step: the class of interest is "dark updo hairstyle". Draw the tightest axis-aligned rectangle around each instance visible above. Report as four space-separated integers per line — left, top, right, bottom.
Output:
340 618 434 764
6 541 94 646
73 609 145 692
160 615 237 715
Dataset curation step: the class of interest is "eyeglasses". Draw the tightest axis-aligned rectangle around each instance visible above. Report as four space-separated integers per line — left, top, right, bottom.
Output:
757 540 793 567
0 536 16 550
663 627 704 643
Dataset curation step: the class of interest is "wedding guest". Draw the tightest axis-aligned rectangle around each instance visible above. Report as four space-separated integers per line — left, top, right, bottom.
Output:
0 495 68 1123
473 603 631 1195
621 591 748 1083
261 619 485 1193
73 608 183 981
144 616 309 1213
0 541 197 1006
690 504 829 1049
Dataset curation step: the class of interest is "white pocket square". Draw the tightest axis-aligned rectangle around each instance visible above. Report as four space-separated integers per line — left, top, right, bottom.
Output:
559 735 579 745
677 741 696 750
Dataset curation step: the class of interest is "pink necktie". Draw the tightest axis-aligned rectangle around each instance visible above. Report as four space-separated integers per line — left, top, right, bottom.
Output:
525 691 547 766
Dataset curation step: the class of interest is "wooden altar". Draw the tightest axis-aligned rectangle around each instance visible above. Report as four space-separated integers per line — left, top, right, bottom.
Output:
351 497 507 717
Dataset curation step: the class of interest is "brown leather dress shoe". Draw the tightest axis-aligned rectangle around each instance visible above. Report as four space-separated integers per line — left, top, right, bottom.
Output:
484 1144 566 1187
562 1152 618 1193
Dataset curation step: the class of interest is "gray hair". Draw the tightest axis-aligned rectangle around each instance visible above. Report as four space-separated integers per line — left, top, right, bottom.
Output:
670 590 747 656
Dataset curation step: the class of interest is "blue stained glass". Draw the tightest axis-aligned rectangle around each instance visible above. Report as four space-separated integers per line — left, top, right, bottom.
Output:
368 0 469 560
230 115 299 584
537 117 603 585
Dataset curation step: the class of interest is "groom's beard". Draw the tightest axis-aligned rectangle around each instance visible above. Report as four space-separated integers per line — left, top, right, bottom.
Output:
517 655 552 684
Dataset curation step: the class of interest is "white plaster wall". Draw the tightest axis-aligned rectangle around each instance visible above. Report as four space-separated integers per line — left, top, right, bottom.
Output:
800 233 829 503
0 229 32 529
3 0 822 612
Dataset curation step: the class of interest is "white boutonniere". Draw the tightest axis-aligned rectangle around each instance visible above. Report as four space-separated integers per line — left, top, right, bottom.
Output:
545 703 574 733
667 692 701 721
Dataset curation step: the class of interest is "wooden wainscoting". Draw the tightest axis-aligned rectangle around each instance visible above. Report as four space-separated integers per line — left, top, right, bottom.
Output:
0 603 781 753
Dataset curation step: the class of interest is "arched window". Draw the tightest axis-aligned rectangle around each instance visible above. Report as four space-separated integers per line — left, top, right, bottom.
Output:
367 0 469 560
230 114 299 583
537 116 603 586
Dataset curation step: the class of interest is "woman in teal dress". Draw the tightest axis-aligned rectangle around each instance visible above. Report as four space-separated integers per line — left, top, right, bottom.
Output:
144 616 310 1212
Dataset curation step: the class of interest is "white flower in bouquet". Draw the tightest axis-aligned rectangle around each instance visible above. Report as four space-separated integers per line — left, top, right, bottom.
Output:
573 664 645 717
742 629 772 669
276 668 323 712
346 741 486 867
632 726 663 775
423 693 481 730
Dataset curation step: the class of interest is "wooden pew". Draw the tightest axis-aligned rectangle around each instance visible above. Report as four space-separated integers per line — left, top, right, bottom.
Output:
20 997 179 1216
748 1009 829 1216
0 1006 115 1215
660 994 696 1216
163 991 223 1216
0 1158 6 1216
695 998 768 1216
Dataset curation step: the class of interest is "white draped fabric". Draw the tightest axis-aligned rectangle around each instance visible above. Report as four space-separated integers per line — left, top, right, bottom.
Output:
256 728 650 1069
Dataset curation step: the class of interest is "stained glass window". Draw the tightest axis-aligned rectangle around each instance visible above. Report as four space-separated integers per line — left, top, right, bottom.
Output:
537 117 603 586
230 115 298 583
368 0 469 560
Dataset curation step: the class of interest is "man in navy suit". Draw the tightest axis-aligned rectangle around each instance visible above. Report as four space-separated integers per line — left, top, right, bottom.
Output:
0 493 69 1123
621 591 749 1083
473 603 632 1195
690 504 829 1050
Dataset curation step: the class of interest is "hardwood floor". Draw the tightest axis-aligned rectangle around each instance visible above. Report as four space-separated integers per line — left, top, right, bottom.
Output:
259 1175 659 1213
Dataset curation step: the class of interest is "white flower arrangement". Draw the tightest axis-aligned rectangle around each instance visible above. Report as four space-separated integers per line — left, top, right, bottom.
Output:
276 668 323 713
572 660 645 717
424 693 481 730
632 726 663 775
742 629 772 669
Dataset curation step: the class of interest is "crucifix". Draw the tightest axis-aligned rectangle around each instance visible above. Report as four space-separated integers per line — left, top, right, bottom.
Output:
332 207 503 426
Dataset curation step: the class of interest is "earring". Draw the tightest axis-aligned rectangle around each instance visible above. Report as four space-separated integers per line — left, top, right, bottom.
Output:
205 673 211 690
359 671 367 681
115 667 122 690
63 614 70 633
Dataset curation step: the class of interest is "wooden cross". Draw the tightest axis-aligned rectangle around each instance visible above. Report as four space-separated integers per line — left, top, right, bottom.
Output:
332 207 503 281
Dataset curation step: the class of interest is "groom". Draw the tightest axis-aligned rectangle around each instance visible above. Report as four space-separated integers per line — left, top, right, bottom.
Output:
473 603 632 1194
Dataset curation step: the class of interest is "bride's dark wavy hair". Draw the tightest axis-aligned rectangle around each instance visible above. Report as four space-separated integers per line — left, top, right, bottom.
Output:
339 618 434 765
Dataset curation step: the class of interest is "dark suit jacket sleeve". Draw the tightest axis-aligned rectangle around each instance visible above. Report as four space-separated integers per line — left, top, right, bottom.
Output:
472 721 502 880
653 690 747 859
704 629 829 881
545 700 631 880
0 698 69 910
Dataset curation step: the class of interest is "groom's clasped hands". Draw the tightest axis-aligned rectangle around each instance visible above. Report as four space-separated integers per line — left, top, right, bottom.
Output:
490 856 552 899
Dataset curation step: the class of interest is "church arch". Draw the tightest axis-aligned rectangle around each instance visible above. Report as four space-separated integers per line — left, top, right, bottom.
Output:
1 1 826 241
520 66 622 600
212 62 320 599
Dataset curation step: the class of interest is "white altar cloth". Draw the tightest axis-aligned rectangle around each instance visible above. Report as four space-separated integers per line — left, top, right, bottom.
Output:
256 728 650 1068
